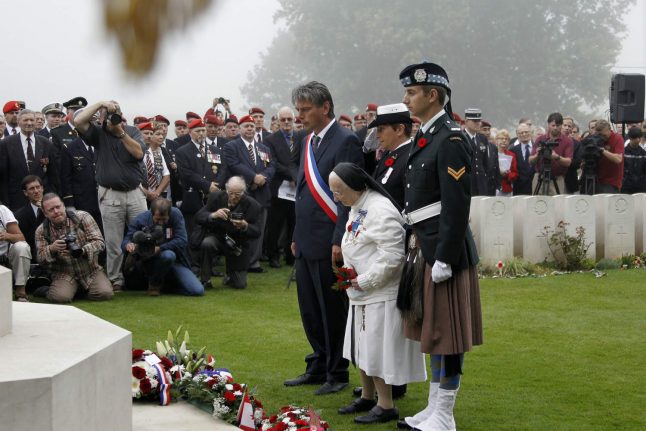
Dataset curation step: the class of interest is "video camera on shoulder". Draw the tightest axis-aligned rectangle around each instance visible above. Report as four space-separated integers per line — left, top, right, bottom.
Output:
132 225 164 259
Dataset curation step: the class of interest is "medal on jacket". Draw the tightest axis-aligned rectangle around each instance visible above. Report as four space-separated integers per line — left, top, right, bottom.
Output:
347 209 368 241
212 165 218 174
381 167 393 184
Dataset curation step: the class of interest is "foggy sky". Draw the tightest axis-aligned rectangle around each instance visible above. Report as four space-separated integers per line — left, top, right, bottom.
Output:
2 0 644 132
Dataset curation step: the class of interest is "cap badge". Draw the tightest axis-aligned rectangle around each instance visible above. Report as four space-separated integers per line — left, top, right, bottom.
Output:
413 69 427 83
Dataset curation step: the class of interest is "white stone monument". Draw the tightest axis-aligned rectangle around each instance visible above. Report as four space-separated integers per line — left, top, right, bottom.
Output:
633 193 646 255
554 194 596 260
594 194 635 259
469 196 486 253
0 269 132 431
473 197 514 266
512 196 554 263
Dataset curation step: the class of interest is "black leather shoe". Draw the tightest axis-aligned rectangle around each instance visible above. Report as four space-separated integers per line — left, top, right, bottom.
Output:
284 373 326 386
396 419 413 429
314 381 348 395
338 398 376 414
248 266 267 273
211 269 223 277
353 386 363 396
392 384 407 399
354 406 399 424
269 259 281 268
202 280 213 290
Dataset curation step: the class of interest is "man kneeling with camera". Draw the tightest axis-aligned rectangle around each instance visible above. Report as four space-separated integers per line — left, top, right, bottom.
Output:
122 198 204 296
35 193 113 303
196 176 262 289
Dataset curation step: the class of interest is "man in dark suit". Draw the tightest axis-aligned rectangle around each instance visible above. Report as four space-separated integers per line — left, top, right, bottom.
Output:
175 119 227 237
463 108 499 196
151 115 183 206
264 107 299 268
204 114 229 149
509 123 535 195
369 103 413 210
59 136 102 231
223 115 275 272
14 175 46 260
284 81 364 395
249 107 272 144
0 109 59 211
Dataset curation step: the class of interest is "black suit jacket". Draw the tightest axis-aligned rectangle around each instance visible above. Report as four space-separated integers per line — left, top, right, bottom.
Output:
174 134 192 147
14 203 45 260
510 142 535 195
0 134 59 211
37 128 51 139
264 131 298 197
372 141 411 210
405 113 478 269
59 138 100 213
175 140 227 213
293 120 364 260
223 137 275 207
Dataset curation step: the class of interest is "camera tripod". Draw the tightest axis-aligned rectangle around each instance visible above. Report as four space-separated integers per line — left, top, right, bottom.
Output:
533 166 560 195
581 173 596 195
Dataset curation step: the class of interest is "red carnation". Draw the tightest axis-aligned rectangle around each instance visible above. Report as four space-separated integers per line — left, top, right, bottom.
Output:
223 391 236 403
418 137 427 148
132 366 146 380
232 382 242 391
274 423 288 431
295 419 309 426
207 379 218 388
140 378 152 394
132 349 145 361
269 414 278 423
347 223 352 232
160 356 173 370
385 157 395 167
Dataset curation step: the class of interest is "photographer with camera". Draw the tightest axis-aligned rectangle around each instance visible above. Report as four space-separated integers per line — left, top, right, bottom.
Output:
586 120 624 194
122 198 204 297
35 193 112 303
73 101 148 293
528 112 573 195
195 176 262 289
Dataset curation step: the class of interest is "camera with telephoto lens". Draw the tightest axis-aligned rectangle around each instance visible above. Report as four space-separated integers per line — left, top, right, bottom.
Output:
107 112 123 125
132 225 164 259
223 234 242 257
62 234 83 258
217 97 230 104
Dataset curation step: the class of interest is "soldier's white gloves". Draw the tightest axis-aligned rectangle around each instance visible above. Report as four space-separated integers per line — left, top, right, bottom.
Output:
431 260 452 283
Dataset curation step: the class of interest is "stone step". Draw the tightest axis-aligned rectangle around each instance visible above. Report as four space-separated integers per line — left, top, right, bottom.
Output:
133 400 238 431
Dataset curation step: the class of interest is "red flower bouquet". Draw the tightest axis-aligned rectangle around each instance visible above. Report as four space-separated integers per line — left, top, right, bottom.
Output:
332 265 357 290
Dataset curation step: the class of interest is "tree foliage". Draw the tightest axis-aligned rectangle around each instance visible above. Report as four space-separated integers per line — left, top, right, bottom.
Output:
242 0 634 127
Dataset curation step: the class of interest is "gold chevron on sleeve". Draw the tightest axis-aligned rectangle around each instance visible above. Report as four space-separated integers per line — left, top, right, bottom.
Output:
447 166 465 181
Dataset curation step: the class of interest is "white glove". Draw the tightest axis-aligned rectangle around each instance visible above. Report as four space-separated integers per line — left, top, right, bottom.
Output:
431 260 452 284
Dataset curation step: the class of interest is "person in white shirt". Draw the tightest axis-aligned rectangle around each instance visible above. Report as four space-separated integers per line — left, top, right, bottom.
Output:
0 204 32 301
330 162 426 425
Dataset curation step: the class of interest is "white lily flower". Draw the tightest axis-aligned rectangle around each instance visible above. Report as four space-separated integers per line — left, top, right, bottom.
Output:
156 341 167 357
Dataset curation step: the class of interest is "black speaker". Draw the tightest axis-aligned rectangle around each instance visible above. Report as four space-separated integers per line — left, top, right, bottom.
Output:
609 73 645 123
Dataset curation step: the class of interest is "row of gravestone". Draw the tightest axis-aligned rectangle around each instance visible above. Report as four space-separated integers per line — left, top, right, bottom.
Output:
469 194 646 266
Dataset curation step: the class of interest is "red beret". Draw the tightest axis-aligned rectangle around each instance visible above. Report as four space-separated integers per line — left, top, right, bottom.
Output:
411 116 422 125
133 116 149 125
153 114 170 125
354 114 366 121
238 115 255 125
481 120 492 128
366 103 378 112
249 107 265 115
186 111 201 121
225 115 238 125
3 101 21 114
339 114 353 123
204 107 215 118
188 119 206 129
175 120 187 127
137 121 154 131
205 114 223 126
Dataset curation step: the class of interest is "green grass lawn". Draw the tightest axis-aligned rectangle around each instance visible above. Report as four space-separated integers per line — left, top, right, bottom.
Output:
73 267 646 430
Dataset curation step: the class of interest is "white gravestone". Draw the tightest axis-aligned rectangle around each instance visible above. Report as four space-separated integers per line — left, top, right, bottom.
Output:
554 195 596 260
594 194 635 259
475 197 514 266
469 197 486 253
513 196 554 263
0 266 11 337
633 193 646 255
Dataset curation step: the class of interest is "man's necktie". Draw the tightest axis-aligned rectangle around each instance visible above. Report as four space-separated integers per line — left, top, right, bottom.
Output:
289 135 294 153
312 135 321 153
26 137 34 171
145 153 158 190
36 208 44 224
199 143 205 159
11 128 17 135
524 144 530 162
248 143 256 164
256 132 262 144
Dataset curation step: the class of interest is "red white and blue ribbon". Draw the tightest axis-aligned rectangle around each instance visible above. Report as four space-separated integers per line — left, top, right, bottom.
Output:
152 363 171 406
303 133 337 223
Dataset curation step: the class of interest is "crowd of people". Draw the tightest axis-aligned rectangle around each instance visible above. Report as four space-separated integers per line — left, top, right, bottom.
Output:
1 61 645 429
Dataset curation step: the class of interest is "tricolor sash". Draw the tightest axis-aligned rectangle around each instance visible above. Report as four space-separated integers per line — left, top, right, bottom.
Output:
303 133 337 223
152 363 171 406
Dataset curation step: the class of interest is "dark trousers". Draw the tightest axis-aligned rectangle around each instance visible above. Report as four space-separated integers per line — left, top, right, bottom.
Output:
201 234 250 288
295 256 349 383
266 197 295 262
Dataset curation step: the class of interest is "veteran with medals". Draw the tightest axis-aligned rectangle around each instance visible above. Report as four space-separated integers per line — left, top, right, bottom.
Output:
396 62 483 431
331 163 426 425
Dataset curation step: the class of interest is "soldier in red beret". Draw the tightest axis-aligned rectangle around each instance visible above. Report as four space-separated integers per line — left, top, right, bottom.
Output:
338 114 353 130
3 101 22 136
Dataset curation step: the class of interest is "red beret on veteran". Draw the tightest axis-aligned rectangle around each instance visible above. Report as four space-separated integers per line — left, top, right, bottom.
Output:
3 101 21 114
188 118 206 129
